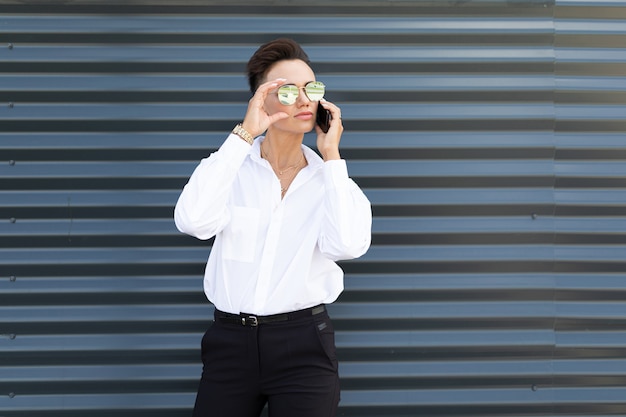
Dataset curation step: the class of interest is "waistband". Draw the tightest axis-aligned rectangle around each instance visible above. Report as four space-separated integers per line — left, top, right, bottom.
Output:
214 304 326 327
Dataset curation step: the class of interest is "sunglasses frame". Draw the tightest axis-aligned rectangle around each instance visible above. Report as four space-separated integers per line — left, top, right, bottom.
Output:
276 81 325 105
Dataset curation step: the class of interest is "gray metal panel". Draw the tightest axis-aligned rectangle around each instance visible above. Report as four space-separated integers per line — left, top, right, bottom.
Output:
1 0 625 416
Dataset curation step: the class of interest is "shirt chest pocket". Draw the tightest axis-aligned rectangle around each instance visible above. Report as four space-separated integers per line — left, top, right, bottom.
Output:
222 206 260 263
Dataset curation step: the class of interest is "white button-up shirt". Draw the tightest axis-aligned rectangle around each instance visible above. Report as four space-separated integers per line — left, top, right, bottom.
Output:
174 134 372 316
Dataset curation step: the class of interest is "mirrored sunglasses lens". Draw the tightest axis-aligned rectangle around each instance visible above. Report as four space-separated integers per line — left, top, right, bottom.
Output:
305 82 325 101
277 85 298 105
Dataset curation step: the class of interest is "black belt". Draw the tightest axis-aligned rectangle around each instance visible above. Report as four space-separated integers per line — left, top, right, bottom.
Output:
214 305 326 327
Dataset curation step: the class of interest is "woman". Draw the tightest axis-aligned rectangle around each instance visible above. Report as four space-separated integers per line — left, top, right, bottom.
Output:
174 38 372 417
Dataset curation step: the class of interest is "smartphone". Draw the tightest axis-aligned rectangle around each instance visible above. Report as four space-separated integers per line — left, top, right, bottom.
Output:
316 107 331 133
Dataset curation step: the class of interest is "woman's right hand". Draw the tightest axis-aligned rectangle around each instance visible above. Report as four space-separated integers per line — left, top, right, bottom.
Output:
241 78 289 138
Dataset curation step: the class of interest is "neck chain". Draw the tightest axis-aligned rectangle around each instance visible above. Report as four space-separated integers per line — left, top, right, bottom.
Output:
261 141 305 176
261 140 306 196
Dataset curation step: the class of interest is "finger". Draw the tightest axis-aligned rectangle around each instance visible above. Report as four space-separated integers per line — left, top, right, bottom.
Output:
320 99 342 121
248 79 287 111
267 111 289 125
255 78 287 98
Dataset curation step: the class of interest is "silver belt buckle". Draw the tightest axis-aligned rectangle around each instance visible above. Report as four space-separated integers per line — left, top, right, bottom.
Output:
242 316 258 326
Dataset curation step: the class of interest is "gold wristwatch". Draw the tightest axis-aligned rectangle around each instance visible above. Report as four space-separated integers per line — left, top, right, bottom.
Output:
232 123 254 145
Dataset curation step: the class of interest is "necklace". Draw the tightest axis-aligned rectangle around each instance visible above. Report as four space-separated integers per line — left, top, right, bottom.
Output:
261 141 306 196
261 142 304 176
278 167 300 196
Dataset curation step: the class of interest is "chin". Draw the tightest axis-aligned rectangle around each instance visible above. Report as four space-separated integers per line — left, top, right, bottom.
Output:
294 121 315 133
274 119 314 135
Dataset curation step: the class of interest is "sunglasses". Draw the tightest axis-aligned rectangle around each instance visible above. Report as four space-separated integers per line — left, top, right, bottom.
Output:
275 81 325 105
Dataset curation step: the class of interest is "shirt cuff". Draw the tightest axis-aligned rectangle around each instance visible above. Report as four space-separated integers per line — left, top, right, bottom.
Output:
324 159 350 189
224 132 256 153
197 133 253 172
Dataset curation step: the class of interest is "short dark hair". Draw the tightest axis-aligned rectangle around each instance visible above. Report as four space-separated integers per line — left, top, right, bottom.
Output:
246 38 312 94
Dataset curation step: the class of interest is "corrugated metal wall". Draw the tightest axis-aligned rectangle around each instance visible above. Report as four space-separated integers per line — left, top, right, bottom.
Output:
2 0 626 416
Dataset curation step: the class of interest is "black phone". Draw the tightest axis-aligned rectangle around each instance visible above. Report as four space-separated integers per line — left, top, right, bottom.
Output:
316 107 331 133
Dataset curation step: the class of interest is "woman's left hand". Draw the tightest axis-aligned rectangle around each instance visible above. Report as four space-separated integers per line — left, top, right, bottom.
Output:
315 99 343 161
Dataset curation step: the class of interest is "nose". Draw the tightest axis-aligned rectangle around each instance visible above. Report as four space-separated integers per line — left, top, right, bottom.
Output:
296 88 311 105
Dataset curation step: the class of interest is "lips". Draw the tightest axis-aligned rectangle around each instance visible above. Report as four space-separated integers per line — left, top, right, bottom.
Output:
295 111 313 120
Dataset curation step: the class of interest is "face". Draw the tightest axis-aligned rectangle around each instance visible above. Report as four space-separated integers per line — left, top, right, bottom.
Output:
263 59 320 133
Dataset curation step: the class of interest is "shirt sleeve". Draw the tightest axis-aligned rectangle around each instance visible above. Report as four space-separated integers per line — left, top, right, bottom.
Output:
318 159 372 261
174 134 251 240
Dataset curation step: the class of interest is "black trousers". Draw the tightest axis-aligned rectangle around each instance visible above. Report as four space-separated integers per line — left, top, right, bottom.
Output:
192 305 340 417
